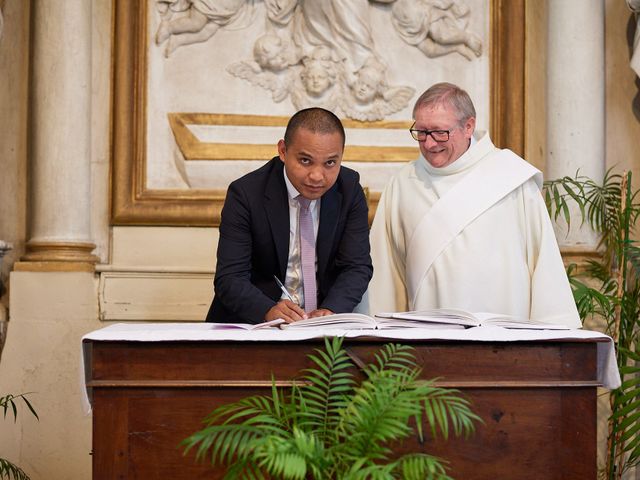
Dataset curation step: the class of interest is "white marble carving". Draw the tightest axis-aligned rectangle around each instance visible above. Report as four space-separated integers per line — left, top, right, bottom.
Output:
391 0 482 60
628 0 640 77
155 0 252 58
342 57 415 121
155 0 482 121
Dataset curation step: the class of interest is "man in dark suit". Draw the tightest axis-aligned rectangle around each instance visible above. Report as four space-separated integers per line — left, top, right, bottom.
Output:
206 108 373 324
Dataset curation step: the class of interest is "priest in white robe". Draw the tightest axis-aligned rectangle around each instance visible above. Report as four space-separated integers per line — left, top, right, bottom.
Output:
366 82 581 328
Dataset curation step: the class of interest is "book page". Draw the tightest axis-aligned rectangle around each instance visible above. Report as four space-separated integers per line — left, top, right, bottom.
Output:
376 309 480 327
474 313 571 330
210 318 286 330
281 313 377 329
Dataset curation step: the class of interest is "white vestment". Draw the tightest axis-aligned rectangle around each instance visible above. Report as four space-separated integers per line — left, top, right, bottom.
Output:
366 131 581 328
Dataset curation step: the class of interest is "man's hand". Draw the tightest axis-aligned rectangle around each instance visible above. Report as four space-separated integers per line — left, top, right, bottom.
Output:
265 300 307 323
308 308 334 318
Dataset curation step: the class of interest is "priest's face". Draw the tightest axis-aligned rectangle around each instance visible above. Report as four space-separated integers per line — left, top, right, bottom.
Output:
278 127 343 200
414 104 475 168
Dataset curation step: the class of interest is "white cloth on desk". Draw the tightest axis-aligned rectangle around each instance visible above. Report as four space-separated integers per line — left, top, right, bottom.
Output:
81 322 621 414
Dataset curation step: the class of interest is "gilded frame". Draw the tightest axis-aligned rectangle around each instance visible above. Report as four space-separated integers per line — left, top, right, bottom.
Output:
111 0 525 226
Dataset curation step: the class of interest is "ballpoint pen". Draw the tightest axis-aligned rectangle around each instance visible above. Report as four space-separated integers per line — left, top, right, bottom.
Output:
273 275 296 303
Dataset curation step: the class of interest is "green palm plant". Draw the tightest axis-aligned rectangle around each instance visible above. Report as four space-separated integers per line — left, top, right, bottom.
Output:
544 169 640 480
183 337 480 479
1 393 38 480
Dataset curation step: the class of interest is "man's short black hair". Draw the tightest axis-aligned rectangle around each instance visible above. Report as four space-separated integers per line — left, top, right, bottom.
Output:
283 107 345 148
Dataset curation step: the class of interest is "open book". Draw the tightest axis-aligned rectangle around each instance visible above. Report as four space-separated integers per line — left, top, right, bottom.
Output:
279 309 571 330
209 319 286 330
279 311 465 330
375 310 571 330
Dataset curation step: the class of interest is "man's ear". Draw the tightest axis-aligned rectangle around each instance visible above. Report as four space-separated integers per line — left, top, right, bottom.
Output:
464 117 476 138
277 139 286 162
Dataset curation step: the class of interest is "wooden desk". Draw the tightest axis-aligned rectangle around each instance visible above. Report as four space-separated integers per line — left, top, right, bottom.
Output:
85 337 599 479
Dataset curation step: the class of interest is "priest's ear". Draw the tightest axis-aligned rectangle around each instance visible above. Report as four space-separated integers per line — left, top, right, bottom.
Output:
462 116 476 139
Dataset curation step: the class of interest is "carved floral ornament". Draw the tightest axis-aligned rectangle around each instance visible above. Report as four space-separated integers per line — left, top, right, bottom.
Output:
154 0 483 122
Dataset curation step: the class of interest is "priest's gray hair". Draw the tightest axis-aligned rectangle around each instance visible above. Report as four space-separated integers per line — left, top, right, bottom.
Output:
412 82 476 125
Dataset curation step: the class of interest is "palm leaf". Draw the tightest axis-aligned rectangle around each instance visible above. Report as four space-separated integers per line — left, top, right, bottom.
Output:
0 459 31 480
184 337 479 478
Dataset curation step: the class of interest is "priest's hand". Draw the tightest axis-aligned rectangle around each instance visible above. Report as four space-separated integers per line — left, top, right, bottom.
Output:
308 308 333 318
265 300 307 323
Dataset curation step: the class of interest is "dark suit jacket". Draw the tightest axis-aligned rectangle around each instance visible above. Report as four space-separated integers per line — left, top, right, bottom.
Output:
206 157 373 323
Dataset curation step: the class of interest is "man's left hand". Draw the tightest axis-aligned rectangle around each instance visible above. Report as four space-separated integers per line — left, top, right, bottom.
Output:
308 308 333 318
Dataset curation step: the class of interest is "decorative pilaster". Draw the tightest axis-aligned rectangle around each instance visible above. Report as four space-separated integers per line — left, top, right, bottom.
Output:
16 0 98 271
546 0 605 253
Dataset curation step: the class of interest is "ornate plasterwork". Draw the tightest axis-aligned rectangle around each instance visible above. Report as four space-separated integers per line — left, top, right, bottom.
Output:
111 0 522 226
153 0 483 121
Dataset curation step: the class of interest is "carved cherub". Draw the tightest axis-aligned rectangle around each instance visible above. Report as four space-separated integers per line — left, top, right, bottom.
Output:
227 32 298 102
342 58 415 121
155 0 247 58
291 46 342 111
391 0 482 61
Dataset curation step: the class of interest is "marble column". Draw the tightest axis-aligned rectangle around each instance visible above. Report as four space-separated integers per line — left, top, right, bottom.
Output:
17 0 98 271
546 0 605 250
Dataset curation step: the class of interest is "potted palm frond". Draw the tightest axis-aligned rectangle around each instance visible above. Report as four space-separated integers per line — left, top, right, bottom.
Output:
544 169 640 480
1 393 38 480
183 336 480 479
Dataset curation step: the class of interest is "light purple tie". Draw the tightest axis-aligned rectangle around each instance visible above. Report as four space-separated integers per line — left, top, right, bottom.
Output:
297 197 317 313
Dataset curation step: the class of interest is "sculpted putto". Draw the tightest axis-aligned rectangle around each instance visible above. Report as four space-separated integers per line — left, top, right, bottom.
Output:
155 0 249 57
226 31 299 102
391 0 482 60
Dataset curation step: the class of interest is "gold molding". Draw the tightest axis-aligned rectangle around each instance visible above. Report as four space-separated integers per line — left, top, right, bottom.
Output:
168 113 417 162
490 0 525 156
16 241 99 272
111 0 525 227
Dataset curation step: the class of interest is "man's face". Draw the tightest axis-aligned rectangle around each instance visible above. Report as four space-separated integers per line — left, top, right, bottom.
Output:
414 104 475 168
278 127 343 200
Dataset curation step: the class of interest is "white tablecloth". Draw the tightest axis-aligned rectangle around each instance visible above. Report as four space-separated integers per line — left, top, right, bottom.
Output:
81 322 621 412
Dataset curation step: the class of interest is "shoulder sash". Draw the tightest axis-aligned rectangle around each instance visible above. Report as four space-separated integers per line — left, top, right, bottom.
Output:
405 150 541 307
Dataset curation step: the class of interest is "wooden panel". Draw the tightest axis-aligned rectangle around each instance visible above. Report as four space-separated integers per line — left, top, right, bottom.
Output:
89 339 598 479
89 340 597 384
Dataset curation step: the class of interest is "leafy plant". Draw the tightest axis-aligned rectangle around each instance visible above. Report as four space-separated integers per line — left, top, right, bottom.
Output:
1 393 38 480
183 337 480 479
545 169 640 480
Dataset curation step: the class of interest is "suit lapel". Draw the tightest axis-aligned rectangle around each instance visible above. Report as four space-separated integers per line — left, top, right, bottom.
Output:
264 161 290 278
317 184 341 279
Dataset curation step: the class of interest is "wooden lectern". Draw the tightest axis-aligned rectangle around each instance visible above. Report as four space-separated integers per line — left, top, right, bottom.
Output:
85 337 600 479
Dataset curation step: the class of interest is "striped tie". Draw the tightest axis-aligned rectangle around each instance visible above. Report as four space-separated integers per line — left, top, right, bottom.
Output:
297 196 317 312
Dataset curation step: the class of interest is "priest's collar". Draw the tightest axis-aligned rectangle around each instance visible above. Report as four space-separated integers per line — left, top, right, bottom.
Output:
420 130 495 177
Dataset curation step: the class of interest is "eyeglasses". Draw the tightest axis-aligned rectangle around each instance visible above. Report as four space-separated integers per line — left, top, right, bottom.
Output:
409 123 452 142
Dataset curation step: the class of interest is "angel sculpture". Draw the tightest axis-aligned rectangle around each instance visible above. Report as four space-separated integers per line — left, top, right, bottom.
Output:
226 32 298 103
391 0 482 61
155 0 248 58
342 58 415 122
290 46 343 111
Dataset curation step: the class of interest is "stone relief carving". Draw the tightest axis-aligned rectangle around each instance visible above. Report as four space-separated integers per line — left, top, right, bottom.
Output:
154 0 483 121
391 0 482 60
0 6 4 42
155 0 252 58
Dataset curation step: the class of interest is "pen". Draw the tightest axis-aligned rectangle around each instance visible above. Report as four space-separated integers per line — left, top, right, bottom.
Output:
273 275 296 303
